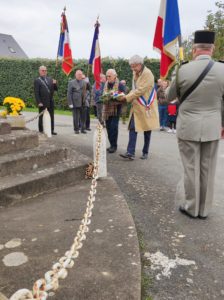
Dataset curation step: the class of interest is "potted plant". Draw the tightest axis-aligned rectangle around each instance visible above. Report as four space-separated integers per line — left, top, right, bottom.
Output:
0 97 26 128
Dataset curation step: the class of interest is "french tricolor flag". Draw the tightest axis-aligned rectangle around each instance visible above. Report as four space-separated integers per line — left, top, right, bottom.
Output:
57 10 74 76
89 20 101 90
153 0 181 78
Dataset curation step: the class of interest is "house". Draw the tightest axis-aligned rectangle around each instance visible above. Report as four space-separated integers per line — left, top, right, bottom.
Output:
0 33 28 59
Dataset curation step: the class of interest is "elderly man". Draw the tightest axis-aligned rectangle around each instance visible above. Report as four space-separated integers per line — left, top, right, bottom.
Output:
120 55 160 160
34 65 58 135
67 69 87 134
167 30 224 219
102 69 125 153
92 73 106 126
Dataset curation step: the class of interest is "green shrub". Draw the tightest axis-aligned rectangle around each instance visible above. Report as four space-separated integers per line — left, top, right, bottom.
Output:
0 58 160 110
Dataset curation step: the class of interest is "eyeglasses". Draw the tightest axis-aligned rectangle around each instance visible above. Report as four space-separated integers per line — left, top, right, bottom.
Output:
106 75 112 78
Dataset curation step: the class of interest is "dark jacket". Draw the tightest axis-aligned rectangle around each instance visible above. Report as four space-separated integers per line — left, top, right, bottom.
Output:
34 76 57 108
67 79 86 108
157 87 168 106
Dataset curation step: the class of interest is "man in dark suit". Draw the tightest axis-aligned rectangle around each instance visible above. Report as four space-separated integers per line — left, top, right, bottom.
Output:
67 69 87 134
34 65 58 135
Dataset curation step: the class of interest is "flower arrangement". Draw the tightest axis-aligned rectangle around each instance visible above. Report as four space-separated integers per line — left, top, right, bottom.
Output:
100 91 125 103
0 97 26 117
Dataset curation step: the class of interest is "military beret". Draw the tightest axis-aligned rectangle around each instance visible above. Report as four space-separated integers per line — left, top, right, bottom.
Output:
194 30 215 44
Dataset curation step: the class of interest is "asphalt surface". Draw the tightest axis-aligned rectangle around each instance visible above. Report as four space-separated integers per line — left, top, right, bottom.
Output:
25 112 224 300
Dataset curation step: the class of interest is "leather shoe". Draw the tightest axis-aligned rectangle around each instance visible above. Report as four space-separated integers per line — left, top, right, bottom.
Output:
140 153 148 160
179 206 197 219
86 128 91 131
75 130 79 134
81 130 87 134
198 215 208 220
108 147 117 153
120 152 135 160
52 132 57 135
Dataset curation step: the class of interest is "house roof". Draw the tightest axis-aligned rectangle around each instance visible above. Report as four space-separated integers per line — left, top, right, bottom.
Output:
0 33 28 59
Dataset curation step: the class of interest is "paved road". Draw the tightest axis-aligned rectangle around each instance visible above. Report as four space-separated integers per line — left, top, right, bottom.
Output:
26 113 224 300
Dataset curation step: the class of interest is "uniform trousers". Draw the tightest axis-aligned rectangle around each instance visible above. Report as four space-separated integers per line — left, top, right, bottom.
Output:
38 101 54 133
178 138 219 217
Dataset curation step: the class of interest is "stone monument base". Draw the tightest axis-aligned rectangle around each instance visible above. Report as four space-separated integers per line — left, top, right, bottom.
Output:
0 121 11 135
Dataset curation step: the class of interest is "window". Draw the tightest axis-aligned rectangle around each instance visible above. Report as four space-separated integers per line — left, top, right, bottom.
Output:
8 46 16 53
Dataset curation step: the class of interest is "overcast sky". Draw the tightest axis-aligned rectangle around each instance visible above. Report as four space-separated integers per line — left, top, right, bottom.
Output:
0 0 217 60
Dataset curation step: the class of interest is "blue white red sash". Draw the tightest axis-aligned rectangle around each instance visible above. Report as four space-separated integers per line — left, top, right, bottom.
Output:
138 86 156 110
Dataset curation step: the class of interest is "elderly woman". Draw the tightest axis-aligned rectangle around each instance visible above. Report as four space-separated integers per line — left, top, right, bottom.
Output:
102 69 125 153
120 55 160 160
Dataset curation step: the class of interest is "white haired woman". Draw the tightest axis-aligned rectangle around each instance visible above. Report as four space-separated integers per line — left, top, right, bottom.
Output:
102 69 126 153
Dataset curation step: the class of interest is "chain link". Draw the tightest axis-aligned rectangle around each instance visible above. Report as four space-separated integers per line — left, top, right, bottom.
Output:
25 109 45 124
9 123 103 300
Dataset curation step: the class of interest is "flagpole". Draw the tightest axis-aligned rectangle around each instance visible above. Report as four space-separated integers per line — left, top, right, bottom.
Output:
54 6 66 80
178 35 184 63
87 15 100 78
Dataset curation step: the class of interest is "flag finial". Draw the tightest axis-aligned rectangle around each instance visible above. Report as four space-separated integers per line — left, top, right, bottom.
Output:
95 15 100 27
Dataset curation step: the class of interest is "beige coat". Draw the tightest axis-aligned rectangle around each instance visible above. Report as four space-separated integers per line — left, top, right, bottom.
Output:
126 66 160 132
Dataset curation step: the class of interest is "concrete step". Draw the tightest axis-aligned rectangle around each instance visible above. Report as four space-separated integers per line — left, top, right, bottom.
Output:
0 143 68 177
0 150 89 207
0 130 39 155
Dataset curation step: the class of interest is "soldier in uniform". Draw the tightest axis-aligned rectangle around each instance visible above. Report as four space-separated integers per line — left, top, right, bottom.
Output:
167 30 224 219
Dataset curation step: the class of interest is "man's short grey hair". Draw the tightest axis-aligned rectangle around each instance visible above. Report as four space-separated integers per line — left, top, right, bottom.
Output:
129 55 144 65
106 69 117 76
193 43 214 51
39 65 47 70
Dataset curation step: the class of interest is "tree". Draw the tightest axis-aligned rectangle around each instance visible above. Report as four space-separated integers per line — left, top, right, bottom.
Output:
182 2 224 61
205 1 224 60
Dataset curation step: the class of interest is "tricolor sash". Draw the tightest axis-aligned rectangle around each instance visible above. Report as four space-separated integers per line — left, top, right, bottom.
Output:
138 86 156 110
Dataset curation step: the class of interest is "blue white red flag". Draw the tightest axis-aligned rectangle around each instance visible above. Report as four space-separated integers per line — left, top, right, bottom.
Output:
138 86 156 109
153 0 181 78
57 10 73 76
89 20 101 90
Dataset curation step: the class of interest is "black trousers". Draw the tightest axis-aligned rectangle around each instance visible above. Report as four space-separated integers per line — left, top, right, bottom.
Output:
38 101 54 133
86 107 90 129
73 107 87 131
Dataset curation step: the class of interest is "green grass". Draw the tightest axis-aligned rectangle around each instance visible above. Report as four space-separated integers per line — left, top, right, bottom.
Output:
137 230 154 300
25 107 73 116
0 106 98 118
1 106 72 116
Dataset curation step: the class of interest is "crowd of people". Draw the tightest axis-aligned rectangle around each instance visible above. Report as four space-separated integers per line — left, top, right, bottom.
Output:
33 30 224 219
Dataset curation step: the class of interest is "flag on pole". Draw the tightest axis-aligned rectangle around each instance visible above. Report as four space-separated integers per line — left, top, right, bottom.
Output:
153 0 181 78
89 19 101 90
57 8 74 76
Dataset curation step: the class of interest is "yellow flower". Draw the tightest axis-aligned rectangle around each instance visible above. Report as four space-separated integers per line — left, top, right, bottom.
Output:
9 111 19 116
0 110 7 117
3 97 26 115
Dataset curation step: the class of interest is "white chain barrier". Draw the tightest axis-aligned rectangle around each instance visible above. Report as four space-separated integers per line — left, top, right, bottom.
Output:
9 123 103 300
25 109 45 124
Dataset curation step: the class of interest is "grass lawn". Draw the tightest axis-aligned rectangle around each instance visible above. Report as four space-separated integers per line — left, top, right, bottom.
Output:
0 106 98 118
0 106 72 116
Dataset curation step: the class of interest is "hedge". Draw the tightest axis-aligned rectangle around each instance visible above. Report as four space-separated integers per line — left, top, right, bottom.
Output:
0 58 160 110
